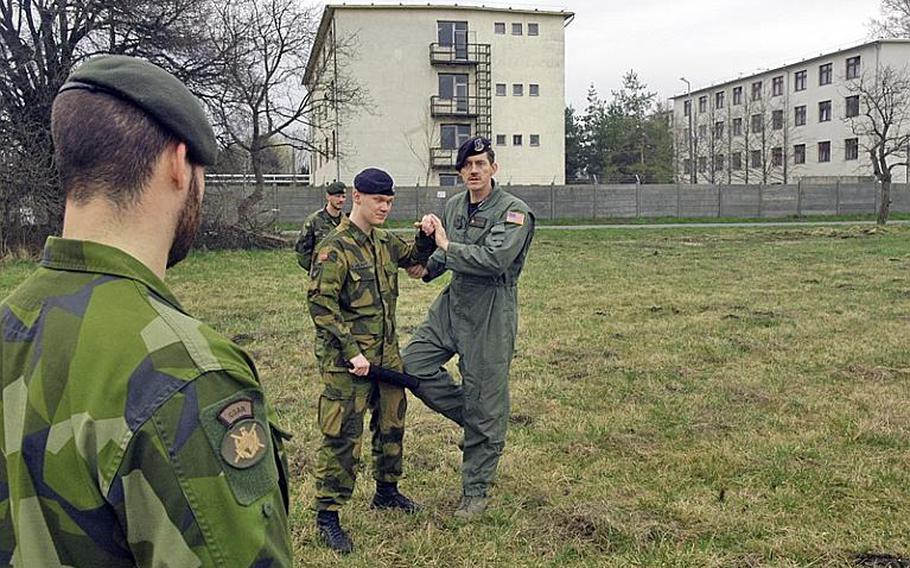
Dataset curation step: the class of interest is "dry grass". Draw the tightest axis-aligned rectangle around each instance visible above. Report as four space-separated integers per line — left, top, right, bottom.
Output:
3 225 910 566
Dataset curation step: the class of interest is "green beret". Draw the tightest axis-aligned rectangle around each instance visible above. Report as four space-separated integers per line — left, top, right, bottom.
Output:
326 181 346 195
58 55 217 166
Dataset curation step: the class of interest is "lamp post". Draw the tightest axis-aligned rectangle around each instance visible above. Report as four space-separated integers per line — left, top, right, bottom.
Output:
680 77 694 184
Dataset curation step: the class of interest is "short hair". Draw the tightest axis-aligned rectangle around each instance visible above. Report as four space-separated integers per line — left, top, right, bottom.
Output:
51 90 177 207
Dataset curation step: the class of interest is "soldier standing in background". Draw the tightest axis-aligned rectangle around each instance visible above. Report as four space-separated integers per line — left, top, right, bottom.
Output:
404 136 535 521
296 181 347 270
307 167 437 554
0 56 293 566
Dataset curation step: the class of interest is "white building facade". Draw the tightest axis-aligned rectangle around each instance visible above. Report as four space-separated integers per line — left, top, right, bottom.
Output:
671 40 910 185
304 3 572 187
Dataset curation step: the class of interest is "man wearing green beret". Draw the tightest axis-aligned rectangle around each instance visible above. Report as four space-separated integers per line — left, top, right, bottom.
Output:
0 55 293 566
296 181 347 271
307 168 437 554
405 136 535 521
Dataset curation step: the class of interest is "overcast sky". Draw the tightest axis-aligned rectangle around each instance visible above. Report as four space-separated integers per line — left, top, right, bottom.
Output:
345 0 884 109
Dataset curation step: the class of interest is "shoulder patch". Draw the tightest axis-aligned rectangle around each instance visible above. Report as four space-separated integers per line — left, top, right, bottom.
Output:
221 420 268 469
218 398 253 426
506 211 525 226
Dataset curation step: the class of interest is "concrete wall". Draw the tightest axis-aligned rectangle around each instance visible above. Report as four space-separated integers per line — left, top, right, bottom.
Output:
206 180 910 225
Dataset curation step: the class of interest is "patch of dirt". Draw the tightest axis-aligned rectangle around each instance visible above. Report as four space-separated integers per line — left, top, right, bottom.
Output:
837 364 910 382
509 413 535 427
231 333 256 345
853 552 910 567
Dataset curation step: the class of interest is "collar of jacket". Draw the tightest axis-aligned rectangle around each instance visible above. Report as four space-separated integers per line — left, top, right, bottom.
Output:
40 236 184 311
461 179 501 212
338 216 389 247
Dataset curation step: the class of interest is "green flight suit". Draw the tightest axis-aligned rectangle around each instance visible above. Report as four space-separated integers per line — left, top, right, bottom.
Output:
295 207 345 270
402 182 535 497
0 238 292 566
308 218 434 511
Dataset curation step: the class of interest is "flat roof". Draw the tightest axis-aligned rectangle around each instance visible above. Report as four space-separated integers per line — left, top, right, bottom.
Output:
670 38 910 100
304 2 574 85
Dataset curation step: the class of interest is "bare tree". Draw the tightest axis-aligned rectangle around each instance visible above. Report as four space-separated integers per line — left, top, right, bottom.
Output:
206 0 364 226
403 107 440 187
869 0 910 37
844 65 910 224
0 0 218 254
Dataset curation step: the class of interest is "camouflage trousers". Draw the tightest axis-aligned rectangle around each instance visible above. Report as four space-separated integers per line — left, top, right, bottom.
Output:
314 371 407 511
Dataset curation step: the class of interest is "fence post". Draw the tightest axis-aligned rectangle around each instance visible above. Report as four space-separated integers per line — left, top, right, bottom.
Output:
592 181 598 220
796 179 803 217
835 179 840 216
550 183 555 221
758 184 764 218
873 179 879 215
635 181 641 217
676 183 681 218
415 181 421 220
717 184 722 217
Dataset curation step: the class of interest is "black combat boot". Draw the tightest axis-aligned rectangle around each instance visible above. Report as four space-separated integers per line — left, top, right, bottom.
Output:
316 510 353 554
370 481 421 513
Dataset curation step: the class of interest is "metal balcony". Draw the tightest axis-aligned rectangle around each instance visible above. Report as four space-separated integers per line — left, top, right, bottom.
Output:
429 42 489 65
430 147 457 169
430 95 480 117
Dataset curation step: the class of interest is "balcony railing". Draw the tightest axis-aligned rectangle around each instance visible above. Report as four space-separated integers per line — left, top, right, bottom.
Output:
430 147 458 169
429 42 489 65
430 95 481 117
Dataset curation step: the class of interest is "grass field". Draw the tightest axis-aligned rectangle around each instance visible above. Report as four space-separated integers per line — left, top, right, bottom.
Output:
2 225 909 566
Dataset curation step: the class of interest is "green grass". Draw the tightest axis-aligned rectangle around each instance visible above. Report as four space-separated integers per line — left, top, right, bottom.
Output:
3 225 910 566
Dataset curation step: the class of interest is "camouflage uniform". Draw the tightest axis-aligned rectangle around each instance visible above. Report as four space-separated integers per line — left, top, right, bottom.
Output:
0 238 293 566
308 218 434 511
295 208 345 271
403 182 534 497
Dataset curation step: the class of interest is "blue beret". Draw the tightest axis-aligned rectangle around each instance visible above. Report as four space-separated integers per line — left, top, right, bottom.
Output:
354 168 394 196
456 136 493 170
58 55 217 166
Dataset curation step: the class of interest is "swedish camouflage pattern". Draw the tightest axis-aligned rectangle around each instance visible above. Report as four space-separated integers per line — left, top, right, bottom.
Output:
308 218 434 510
0 238 292 567
295 208 345 271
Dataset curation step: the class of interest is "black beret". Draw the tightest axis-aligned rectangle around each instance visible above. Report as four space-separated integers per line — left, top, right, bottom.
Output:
58 55 217 166
354 168 394 196
326 181 346 195
455 136 493 170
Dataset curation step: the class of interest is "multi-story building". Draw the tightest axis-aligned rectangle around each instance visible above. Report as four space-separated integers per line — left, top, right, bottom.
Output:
671 39 910 184
304 3 573 187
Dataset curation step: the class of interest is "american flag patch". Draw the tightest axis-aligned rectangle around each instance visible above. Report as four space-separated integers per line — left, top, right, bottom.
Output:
505 211 525 225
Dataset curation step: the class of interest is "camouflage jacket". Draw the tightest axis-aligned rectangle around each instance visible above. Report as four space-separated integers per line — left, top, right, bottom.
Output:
0 238 293 567
308 218 435 373
295 208 345 270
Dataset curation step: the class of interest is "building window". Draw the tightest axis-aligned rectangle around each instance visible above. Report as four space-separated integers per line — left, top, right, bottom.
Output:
750 150 762 168
698 156 707 173
511 23 522 35
845 95 860 117
794 70 807 91
772 110 783 130
714 154 724 171
715 91 725 109
846 56 861 80
714 121 724 138
751 80 762 101
698 95 707 113
731 152 742 170
772 76 783 97
684 100 691 116
818 141 831 162
496 134 506 146
794 144 806 164
528 23 539 36
495 83 506 96
751 113 763 133
530 134 540 146
494 22 505 34
441 124 471 149
794 105 806 126
733 86 743 105
819 100 832 122
513 134 523 146
438 21 468 49
732 117 742 136
513 83 523 96
698 124 707 140
819 63 832 85
845 137 859 160
529 83 539 96
440 173 460 186
772 147 783 167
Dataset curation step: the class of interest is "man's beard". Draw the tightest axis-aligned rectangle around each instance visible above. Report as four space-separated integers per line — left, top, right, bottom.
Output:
166 170 202 269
